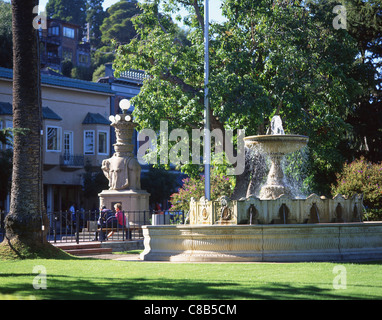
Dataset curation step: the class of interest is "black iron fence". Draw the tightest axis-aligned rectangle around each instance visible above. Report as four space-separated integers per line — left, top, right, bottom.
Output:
0 210 185 244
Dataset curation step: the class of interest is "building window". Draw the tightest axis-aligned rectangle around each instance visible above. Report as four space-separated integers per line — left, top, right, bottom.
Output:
48 26 59 36
84 130 95 155
63 131 73 157
78 54 89 64
63 26 75 39
46 126 61 152
98 131 108 155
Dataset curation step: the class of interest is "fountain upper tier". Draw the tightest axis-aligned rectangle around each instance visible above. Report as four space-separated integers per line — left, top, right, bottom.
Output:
244 134 309 154
244 134 309 199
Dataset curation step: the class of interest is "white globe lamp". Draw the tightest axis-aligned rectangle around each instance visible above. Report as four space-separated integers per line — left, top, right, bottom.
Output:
119 99 131 114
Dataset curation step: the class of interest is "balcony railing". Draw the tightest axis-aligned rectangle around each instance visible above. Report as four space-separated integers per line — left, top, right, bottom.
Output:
41 35 62 45
118 69 150 84
60 154 85 168
41 53 61 66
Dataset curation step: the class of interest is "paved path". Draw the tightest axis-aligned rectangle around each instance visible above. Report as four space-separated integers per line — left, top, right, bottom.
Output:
78 253 142 261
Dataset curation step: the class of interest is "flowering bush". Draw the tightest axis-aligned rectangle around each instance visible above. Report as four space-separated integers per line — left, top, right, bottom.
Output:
331 157 382 218
170 173 235 213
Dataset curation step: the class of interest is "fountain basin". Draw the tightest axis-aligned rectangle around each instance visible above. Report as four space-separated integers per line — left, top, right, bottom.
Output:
244 134 309 154
140 222 382 262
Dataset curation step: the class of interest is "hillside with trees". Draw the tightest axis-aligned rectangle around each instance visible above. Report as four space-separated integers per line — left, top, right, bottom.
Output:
43 0 141 80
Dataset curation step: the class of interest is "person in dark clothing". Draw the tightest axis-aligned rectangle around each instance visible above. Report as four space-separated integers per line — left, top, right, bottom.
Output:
94 206 113 241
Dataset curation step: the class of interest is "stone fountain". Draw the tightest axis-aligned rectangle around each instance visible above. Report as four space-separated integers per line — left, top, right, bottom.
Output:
189 116 363 225
140 116 382 262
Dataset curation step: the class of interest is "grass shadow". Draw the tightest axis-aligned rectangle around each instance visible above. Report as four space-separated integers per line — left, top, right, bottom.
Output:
1 273 381 300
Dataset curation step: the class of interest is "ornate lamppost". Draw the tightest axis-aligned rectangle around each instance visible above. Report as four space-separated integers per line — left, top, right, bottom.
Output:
98 99 150 220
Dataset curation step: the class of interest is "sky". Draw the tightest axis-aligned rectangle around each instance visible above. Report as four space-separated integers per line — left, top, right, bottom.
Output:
36 0 226 24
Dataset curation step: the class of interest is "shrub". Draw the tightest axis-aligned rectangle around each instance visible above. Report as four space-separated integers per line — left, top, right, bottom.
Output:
170 172 235 213
331 157 382 218
363 208 382 221
61 59 73 77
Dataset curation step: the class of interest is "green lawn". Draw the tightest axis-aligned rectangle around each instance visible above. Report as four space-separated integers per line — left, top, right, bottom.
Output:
0 258 381 300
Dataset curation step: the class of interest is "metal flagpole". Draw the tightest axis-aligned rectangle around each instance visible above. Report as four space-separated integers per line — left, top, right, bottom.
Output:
204 0 211 200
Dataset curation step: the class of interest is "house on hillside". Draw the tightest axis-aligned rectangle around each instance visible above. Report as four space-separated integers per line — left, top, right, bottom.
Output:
40 18 91 73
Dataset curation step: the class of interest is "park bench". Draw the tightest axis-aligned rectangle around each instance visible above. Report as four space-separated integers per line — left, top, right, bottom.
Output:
97 224 141 240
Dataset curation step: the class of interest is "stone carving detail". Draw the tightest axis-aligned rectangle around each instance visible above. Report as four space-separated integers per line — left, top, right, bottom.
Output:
202 208 209 220
102 156 141 190
190 193 363 225
218 196 232 221
101 114 141 190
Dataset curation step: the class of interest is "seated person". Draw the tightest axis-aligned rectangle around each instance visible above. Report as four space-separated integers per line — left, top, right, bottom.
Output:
103 203 127 240
114 203 126 227
95 206 113 241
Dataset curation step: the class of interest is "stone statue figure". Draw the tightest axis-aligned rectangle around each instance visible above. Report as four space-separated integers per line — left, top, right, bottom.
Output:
101 111 142 191
102 154 141 190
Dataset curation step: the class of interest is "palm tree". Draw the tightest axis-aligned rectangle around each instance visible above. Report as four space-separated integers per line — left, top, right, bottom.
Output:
0 0 65 258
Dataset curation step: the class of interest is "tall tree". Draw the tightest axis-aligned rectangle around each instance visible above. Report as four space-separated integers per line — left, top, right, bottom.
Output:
0 0 66 259
86 0 106 47
100 0 141 46
91 0 141 79
46 0 87 28
341 0 382 162
114 0 372 193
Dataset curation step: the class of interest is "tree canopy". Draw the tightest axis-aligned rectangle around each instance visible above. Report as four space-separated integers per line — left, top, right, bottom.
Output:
341 0 382 163
100 0 142 46
114 0 379 193
46 0 87 27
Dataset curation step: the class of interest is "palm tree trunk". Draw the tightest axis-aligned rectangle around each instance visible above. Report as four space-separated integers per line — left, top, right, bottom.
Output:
0 0 66 259
7 0 43 240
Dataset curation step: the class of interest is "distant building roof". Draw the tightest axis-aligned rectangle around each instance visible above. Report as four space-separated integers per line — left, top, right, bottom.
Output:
0 102 12 115
97 63 148 87
0 103 63 121
82 112 110 125
42 107 62 120
47 18 82 29
0 67 114 95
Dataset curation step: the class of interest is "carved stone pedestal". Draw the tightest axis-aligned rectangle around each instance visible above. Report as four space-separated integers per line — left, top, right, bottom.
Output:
98 189 150 225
